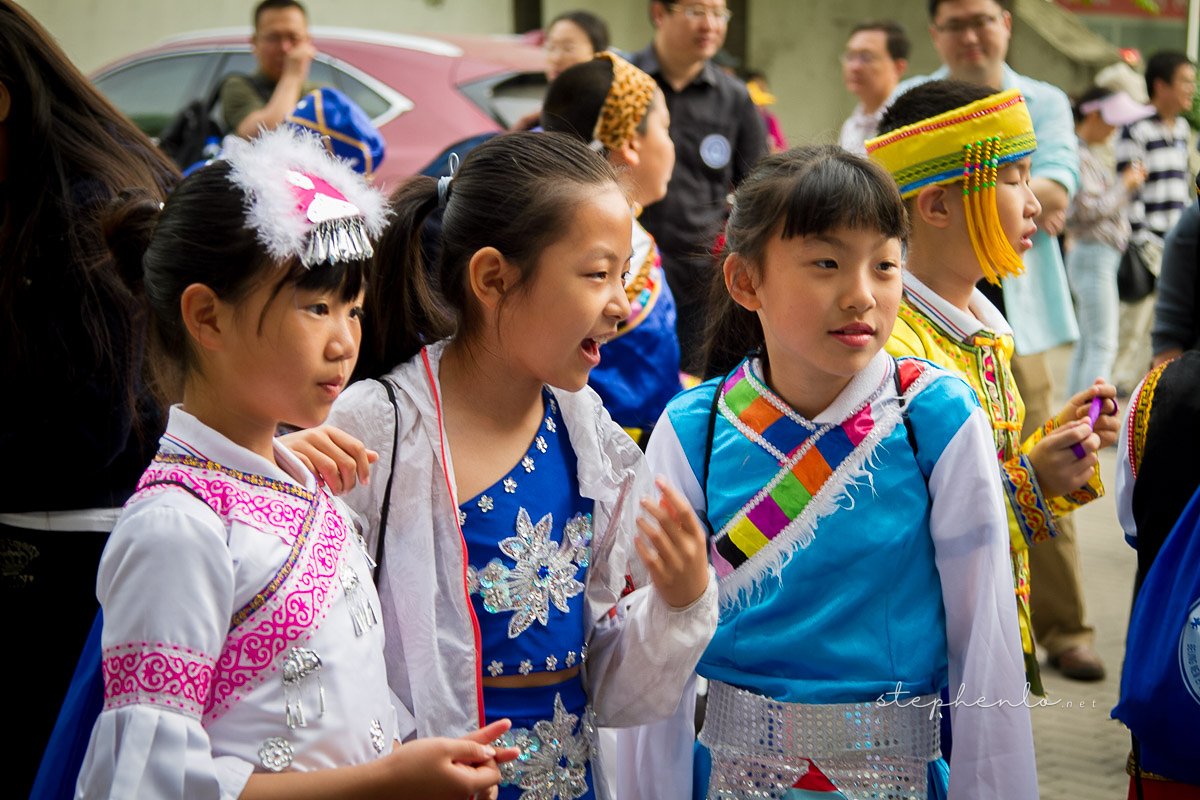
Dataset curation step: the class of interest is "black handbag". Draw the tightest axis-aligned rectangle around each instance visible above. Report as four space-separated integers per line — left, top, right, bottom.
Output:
1117 240 1156 302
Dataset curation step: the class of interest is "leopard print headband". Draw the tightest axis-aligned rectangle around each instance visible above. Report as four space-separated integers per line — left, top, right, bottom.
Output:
591 51 658 153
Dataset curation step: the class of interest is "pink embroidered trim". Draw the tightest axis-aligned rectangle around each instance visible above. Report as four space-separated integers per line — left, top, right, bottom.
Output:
137 464 310 548
204 492 348 723
102 642 216 719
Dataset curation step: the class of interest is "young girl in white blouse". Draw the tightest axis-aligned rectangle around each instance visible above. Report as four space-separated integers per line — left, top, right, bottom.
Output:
75 128 515 800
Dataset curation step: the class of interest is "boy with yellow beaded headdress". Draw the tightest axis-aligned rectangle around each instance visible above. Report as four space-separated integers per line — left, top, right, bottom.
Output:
868 80 1120 692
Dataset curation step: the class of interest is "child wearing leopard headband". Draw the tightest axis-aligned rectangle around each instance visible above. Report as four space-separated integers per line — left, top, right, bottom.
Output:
541 50 683 446
871 80 1119 695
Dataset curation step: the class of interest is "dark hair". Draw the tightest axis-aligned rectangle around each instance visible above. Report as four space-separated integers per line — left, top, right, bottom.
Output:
0 0 178 399
547 10 610 53
703 145 909 378
850 19 910 61
125 161 366 390
254 0 307 28
877 79 996 135
358 132 621 379
1071 85 1114 124
1145 50 1193 102
541 57 654 147
928 0 1011 19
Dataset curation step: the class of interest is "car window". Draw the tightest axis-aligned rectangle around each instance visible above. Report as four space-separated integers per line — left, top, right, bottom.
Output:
216 52 388 122
93 53 216 137
459 72 546 130
331 70 390 119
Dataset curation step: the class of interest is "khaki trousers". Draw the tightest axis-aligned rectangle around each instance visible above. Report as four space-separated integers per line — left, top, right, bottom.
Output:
1011 350 1096 658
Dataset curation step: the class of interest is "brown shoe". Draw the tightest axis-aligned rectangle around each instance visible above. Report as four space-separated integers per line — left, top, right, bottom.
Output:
1049 645 1106 681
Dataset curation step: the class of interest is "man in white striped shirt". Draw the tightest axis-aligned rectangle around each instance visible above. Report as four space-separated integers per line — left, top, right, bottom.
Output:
1112 50 1196 390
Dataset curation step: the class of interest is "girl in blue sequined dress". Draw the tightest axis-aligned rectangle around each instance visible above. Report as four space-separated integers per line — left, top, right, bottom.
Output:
287 132 719 800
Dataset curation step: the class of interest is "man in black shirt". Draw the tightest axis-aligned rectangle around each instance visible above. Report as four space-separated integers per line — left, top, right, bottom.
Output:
631 1 767 372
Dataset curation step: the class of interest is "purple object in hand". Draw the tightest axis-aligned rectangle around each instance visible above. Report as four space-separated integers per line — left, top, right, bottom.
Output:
1071 396 1104 459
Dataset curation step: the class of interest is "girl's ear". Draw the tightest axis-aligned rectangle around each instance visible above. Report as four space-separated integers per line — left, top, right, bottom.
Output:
724 253 762 312
915 185 952 229
179 283 225 352
467 246 520 311
609 137 640 171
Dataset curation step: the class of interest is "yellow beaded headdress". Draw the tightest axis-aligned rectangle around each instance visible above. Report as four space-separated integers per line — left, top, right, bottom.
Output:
865 88 1037 285
590 51 658 153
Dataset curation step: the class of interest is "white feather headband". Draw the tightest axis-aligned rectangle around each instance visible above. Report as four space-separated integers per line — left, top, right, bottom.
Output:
222 126 389 268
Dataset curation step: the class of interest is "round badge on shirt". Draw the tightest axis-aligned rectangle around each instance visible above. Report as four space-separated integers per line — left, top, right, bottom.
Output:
1183 597 1200 704
700 133 732 170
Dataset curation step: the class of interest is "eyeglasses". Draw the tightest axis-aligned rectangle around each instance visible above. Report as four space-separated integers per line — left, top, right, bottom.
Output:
933 13 1002 36
257 31 306 47
840 51 883 67
669 4 734 23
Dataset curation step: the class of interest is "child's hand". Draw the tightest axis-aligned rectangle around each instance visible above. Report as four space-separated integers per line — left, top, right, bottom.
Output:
379 719 516 799
1028 421 1101 498
635 478 710 609
279 425 377 494
462 719 521 766
1062 380 1120 449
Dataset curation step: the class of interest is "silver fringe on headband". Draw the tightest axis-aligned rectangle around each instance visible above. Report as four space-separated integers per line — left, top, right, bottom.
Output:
302 217 376 268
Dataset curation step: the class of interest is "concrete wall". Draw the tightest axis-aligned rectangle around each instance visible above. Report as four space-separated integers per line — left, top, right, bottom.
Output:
24 0 516 74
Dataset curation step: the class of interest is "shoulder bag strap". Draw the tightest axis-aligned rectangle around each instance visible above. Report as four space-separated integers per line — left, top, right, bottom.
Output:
374 378 401 584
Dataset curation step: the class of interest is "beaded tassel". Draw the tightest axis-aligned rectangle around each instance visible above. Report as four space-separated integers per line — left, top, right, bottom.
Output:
962 137 1027 285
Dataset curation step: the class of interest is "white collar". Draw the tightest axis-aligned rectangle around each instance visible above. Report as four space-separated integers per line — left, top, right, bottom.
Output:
902 271 1011 342
747 348 891 425
161 405 317 492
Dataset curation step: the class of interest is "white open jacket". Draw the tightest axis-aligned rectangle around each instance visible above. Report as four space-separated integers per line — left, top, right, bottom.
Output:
327 342 718 797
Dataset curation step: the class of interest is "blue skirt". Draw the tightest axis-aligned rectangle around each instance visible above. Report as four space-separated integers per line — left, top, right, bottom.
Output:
485 677 595 800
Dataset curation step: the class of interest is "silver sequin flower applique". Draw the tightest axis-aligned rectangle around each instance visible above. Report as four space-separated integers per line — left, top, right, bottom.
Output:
259 737 294 772
495 693 594 800
473 509 592 638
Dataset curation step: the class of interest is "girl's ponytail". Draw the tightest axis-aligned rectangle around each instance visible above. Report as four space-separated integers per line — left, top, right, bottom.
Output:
356 176 454 379
101 189 162 295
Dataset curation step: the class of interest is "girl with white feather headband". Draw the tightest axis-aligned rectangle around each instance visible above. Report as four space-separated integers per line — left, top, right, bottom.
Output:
73 128 518 800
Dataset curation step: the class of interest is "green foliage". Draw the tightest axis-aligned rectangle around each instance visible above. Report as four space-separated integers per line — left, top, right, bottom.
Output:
1184 91 1199 132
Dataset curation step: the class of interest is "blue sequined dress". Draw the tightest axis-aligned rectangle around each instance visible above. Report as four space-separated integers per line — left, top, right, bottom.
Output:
461 389 597 800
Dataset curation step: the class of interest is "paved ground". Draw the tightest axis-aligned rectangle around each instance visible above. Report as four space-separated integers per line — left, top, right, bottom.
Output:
1032 449 1134 800
1031 346 1135 800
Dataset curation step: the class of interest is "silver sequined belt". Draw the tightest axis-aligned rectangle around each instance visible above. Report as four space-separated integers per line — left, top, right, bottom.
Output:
699 679 941 800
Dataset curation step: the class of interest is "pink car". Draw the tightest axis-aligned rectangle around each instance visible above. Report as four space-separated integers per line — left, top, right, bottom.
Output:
92 26 548 187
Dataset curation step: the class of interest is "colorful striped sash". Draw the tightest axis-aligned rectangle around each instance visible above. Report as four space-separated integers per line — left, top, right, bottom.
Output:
711 358 928 581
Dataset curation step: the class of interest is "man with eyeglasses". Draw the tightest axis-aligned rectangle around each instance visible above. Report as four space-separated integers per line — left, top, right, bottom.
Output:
631 0 766 372
895 0 1103 684
222 0 322 139
838 19 909 155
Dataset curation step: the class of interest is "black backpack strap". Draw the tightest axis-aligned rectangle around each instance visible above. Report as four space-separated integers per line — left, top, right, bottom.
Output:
373 378 401 584
698 373 727 538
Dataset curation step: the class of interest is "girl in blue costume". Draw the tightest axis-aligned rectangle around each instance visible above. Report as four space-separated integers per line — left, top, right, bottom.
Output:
613 146 1037 800
286 131 718 800
540 50 683 446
